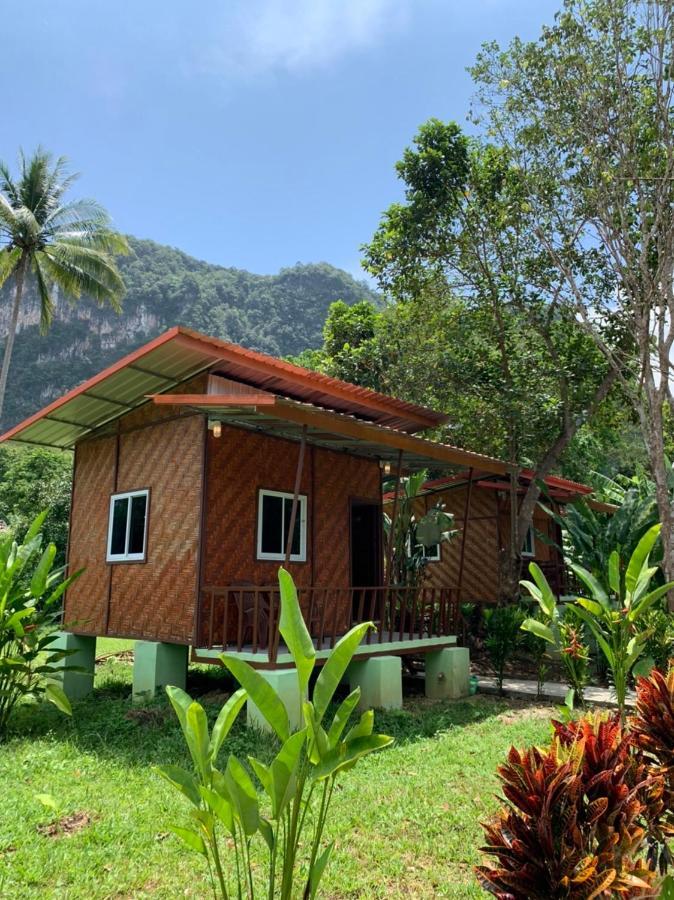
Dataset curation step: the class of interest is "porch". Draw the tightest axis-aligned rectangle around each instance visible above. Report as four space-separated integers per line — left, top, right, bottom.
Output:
194 583 460 667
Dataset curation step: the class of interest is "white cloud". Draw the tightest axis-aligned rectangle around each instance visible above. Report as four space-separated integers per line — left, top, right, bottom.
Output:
204 0 410 76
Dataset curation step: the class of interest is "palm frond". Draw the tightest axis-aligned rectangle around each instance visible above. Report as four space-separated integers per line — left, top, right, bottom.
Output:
18 148 53 220
39 243 125 310
13 205 41 244
55 230 130 255
31 254 56 333
0 195 20 238
42 198 110 231
0 161 19 204
0 247 21 290
43 156 79 208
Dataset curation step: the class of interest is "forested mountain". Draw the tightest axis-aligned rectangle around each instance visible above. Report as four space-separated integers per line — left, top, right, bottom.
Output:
0 237 378 430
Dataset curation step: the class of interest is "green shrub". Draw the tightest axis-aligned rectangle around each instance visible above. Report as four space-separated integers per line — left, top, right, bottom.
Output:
0 511 80 739
0 447 72 566
642 606 674 672
157 567 393 899
483 605 525 695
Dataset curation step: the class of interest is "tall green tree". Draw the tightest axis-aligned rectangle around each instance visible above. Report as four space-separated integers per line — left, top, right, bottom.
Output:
0 149 128 418
362 121 617 599
470 0 674 608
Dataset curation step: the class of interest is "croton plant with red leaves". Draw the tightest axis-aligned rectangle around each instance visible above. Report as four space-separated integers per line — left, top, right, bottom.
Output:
629 662 674 873
476 713 662 899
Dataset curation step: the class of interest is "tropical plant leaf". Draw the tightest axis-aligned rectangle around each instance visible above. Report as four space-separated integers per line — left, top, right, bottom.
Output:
278 567 315 699
625 523 661 595
312 734 393 781
521 617 555 644
168 825 207 856
223 757 259 836
44 681 72 716
155 765 202 807
313 621 371 721
308 840 335 899
209 688 247 762
569 562 609 607
220 655 290 742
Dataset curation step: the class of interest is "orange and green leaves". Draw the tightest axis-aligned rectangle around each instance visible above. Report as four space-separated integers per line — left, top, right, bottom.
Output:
476 713 660 898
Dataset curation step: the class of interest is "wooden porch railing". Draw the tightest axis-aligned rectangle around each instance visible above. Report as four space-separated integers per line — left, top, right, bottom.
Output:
200 584 459 664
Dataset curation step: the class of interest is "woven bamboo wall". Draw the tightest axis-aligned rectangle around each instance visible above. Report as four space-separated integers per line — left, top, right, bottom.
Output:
107 413 203 642
65 437 116 635
200 427 380 645
65 379 207 644
408 485 560 603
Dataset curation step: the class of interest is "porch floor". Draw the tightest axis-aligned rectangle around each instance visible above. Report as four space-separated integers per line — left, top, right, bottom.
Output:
193 632 457 668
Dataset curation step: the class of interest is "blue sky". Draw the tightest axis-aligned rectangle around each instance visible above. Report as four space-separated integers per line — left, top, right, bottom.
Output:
5 0 560 279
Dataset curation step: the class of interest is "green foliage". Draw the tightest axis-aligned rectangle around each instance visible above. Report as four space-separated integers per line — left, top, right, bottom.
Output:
0 446 72 564
570 524 674 720
0 511 82 739
470 0 674 594
519 608 549 699
0 675 550 900
383 471 456 589
642 607 674 673
157 567 392 899
362 117 616 479
551 469 664 594
477 714 660 898
483 606 525 695
520 563 590 709
526 526 674 720
0 238 379 430
0 148 129 417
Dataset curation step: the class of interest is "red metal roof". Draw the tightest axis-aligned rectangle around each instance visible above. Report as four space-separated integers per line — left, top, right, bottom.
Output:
383 468 593 503
0 326 449 449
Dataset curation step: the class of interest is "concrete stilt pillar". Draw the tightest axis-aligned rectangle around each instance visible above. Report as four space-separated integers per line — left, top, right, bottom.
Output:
52 632 96 700
425 646 470 700
133 641 188 704
348 655 402 710
247 668 303 732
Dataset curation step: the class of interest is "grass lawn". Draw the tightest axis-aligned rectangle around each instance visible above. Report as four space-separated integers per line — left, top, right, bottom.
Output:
0 643 555 899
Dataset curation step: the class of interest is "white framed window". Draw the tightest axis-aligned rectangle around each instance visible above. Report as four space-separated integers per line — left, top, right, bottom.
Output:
423 543 441 562
107 489 149 562
257 489 307 562
522 525 536 557
406 534 441 562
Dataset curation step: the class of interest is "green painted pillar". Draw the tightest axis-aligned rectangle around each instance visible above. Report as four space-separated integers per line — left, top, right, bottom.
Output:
133 641 188 704
247 668 303 732
425 646 470 700
348 655 402 710
52 632 96 700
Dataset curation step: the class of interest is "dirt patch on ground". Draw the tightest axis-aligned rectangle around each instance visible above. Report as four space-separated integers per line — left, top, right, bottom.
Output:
496 704 558 724
198 689 232 706
96 650 134 665
38 811 91 838
124 707 168 727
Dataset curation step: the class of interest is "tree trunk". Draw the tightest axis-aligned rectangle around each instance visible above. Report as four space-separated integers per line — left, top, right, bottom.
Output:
0 253 27 422
499 368 618 603
640 385 674 611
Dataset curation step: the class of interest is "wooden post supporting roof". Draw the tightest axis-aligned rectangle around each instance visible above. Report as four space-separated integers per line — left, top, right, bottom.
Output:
385 450 404 587
284 425 307 566
456 468 475 604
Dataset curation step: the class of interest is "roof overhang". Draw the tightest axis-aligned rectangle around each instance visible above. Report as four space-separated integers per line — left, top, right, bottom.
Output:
151 393 510 475
383 468 594 503
0 327 449 450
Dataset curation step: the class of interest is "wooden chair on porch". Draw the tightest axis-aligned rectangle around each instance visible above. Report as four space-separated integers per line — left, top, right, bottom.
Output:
230 582 270 651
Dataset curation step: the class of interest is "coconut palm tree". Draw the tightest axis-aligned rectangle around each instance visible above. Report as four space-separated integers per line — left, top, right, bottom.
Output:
0 148 129 419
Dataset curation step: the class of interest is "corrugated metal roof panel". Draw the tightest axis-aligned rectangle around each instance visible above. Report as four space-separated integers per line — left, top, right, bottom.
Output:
0 326 449 449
